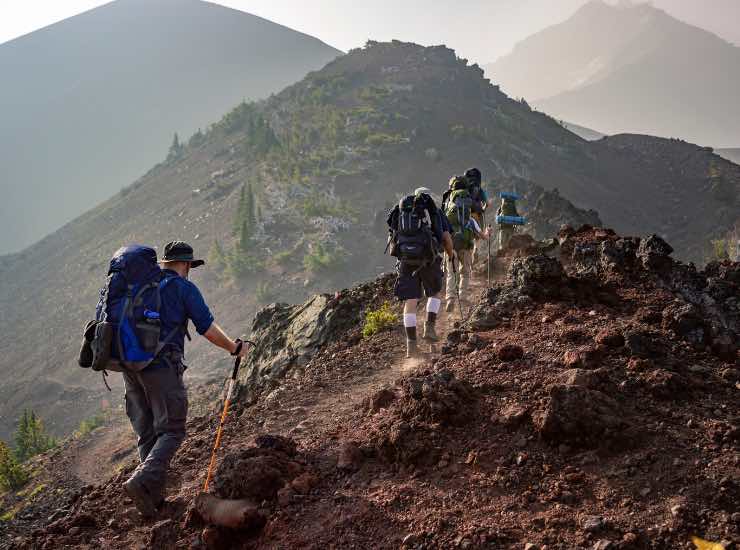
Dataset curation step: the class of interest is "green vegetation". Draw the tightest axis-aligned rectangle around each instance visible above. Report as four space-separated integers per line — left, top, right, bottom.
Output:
167 132 184 161
303 243 345 273
75 413 105 438
299 191 359 223
710 238 739 261
450 124 491 143
304 74 351 104
188 128 206 148
1 505 22 522
255 281 277 304
300 191 342 218
274 249 293 266
362 302 399 338
208 239 227 271
211 183 263 283
365 132 405 146
218 102 280 156
15 482 45 499
14 410 56 463
0 441 28 492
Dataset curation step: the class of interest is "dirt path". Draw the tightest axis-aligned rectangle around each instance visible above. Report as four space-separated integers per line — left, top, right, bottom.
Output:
263 262 497 440
69 420 136 485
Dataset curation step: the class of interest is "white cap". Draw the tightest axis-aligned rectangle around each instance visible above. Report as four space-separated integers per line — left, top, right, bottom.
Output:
414 187 431 196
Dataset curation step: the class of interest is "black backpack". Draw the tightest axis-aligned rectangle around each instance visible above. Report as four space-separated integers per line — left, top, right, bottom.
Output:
390 195 435 265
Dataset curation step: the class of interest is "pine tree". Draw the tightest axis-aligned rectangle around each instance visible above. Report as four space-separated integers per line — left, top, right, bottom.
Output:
245 183 256 227
14 410 30 462
14 409 55 462
0 440 28 491
167 132 183 161
208 239 226 270
238 220 252 253
232 185 247 236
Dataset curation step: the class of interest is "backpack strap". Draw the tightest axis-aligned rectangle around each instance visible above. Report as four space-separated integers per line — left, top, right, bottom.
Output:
156 275 191 350
116 284 135 368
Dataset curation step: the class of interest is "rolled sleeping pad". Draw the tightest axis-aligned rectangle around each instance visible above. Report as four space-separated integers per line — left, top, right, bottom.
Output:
496 215 526 225
499 191 521 200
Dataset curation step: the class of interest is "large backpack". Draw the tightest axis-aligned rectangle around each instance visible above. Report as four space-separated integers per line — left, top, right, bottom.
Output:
467 180 484 215
500 197 519 217
80 245 180 372
390 195 434 265
445 188 475 251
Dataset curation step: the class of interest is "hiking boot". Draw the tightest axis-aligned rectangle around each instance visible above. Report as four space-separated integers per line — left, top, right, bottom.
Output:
123 477 156 518
404 325 418 358
406 338 418 358
445 299 455 313
423 322 438 342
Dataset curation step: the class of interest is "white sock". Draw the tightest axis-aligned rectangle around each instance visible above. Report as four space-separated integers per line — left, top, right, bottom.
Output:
427 297 441 314
403 313 417 328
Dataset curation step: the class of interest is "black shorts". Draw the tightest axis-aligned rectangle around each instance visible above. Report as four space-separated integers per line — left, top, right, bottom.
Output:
394 258 443 301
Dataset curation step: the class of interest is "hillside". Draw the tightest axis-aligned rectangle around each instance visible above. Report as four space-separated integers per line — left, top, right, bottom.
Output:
0 0 341 254
485 0 740 147
562 122 606 142
717 148 740 165
2 226 738 548
0 40 738 443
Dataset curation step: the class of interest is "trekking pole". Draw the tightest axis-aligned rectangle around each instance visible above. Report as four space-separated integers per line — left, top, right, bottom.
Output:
203 340 255 492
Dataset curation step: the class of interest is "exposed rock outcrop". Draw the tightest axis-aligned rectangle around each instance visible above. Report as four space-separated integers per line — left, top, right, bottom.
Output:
239 274 395 401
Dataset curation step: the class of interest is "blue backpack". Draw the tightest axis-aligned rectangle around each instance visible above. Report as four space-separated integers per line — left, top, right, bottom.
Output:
87 245 180 372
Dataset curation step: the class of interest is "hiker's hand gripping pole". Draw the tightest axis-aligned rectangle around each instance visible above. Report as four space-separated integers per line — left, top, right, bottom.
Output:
203 340 255 492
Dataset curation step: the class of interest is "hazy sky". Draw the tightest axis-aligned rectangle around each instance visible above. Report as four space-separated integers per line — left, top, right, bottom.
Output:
1 0 739 63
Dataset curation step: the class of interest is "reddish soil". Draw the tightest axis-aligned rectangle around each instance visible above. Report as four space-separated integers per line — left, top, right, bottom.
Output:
2 228 738 550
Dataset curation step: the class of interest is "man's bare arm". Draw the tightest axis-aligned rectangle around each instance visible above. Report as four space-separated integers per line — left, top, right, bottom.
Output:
203 323 249 357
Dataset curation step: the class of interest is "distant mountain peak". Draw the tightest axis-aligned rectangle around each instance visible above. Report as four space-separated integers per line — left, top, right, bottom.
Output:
485 0 740 146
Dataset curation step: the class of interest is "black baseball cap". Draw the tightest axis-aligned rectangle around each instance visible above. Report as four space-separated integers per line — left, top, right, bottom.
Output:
160 241 205 268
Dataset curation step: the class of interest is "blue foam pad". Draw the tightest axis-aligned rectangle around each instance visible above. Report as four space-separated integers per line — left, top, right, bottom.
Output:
499 191 521 200
496 215 526 225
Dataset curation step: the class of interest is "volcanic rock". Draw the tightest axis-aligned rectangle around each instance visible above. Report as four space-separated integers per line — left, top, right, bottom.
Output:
534 385 630 448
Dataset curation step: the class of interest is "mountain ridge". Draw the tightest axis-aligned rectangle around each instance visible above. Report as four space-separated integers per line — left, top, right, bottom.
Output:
0 0 341 253
0 40 738 442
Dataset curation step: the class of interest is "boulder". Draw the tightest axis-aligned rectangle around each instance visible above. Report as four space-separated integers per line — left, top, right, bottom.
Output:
337 442 363 472
398 369 474 426
534 385 629 447
149 519 179 549
240 275 394 399
508 255 566 299
595 328 625 348
661 303 707 348
624 329 667 359
498 344 524 362
212 437 303 502
637 234 673 270
562 346 603 369
554 368 604 388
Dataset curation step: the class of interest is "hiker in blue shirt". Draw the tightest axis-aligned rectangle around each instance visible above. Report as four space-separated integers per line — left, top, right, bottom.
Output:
122 241 250 518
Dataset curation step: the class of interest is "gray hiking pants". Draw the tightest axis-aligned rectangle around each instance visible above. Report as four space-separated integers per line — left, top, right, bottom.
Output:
123 360 188 500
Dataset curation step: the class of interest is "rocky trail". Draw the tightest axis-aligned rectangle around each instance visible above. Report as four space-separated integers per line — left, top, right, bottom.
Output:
2 226 739 550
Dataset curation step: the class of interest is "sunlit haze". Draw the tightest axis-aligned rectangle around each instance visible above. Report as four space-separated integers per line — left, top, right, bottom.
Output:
2 0 739 64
